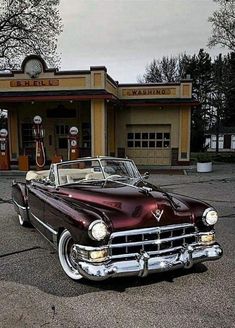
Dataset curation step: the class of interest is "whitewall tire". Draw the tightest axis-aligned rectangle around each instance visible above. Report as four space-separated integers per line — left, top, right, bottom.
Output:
58 229 83 280
18 214 29 227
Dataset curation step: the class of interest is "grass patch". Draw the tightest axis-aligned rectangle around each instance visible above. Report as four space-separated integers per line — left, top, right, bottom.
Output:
191 152 235 163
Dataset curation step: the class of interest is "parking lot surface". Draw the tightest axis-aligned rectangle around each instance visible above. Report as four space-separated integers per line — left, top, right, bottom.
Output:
0 164 234 328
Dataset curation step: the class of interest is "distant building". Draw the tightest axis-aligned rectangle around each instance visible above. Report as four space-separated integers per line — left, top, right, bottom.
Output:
0 55 198 166
205 127 235 151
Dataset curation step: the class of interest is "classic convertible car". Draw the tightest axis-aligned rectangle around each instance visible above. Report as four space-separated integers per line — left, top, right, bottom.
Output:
12 157 222 281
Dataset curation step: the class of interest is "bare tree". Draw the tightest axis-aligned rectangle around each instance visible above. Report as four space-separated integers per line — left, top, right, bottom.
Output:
0 0 63 69
138 54 189 83
208 0 235 52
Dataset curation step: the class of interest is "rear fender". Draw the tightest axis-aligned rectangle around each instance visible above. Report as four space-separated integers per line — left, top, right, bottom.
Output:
12 181 29 222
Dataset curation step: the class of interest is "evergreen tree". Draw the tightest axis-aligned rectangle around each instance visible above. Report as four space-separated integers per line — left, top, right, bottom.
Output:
209 54 228 152
184 49 213 151
139 49 234 152
223 52 235 126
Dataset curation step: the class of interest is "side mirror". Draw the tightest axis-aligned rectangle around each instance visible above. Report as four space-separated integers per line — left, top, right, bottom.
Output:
142 172 150 179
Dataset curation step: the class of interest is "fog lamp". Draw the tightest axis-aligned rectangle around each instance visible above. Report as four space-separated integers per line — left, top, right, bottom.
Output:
199 233 215 245
89 249 109 262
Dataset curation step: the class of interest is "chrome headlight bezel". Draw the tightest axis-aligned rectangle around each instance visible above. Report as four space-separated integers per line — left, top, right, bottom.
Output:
202 208 218 226
88 220 109 241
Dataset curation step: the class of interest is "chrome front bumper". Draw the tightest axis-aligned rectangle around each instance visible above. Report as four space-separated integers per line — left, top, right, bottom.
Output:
76 243 223 281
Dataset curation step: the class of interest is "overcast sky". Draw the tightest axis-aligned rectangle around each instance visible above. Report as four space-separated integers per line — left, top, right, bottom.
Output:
58 0 228 83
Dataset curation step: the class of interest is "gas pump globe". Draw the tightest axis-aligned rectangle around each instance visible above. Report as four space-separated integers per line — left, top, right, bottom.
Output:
0 128 10 170
68 126 79 160
33 115 45 170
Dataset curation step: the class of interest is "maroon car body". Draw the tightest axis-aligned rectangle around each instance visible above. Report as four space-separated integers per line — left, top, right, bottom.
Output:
12 157 222 281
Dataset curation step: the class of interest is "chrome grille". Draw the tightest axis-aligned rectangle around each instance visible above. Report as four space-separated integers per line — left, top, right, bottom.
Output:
108 223 197 260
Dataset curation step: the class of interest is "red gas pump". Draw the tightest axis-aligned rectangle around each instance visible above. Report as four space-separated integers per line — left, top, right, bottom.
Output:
0 129 10 170
32 115 46 170
68 126 79 160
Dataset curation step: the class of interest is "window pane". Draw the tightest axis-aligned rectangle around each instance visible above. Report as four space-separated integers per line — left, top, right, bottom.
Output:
164 141 170 147
142 133 148 139
142 141 148 147
149 133 155 139
135 133 141 139
164 133 170 139
128 141 134 147
128 133 134 139
149 141 155 147
135 141 141 147
156 133 162 139
156 141 162 147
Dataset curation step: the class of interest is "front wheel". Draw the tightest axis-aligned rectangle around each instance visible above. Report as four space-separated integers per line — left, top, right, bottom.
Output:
58 229 83 280
18 214 30 227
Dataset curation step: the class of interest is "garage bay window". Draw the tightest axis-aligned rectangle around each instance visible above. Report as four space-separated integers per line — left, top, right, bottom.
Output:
127 132 170 148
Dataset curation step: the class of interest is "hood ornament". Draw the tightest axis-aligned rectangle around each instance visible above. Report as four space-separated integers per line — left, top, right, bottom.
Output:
152 209 164 222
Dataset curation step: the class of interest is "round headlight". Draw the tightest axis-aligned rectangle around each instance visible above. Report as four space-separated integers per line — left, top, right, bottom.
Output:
202 208 218 226
88 220 108 241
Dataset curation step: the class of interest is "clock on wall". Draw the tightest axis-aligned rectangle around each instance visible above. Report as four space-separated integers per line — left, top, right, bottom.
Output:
25 59 43 78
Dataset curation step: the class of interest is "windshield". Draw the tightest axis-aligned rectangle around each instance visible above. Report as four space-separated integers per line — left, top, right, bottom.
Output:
56 158 141 185
101 159 140 179
57 160 103 185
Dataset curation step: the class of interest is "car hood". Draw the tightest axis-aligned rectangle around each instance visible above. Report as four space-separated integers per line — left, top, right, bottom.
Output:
58 180 209 232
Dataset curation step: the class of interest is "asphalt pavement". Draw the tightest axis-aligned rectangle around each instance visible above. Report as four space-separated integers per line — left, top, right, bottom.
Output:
0 163 234 328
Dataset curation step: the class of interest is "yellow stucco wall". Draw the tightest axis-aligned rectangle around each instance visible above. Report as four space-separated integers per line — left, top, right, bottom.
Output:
107 106 116 155
179 107 191 161
115 106 181 165
116 106 180 148
91 99 106 156
0 76 89 91
91 71 105 89
0 57 193 165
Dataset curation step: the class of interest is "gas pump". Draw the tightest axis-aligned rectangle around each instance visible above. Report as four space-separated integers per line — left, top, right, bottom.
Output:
32 115 46 170
68 126 79 160
0 129 10 170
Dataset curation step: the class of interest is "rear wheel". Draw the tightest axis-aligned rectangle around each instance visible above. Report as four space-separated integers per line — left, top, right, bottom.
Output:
58 229 83 280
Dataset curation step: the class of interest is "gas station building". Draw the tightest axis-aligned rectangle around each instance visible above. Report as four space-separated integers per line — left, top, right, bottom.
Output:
0 55 198 167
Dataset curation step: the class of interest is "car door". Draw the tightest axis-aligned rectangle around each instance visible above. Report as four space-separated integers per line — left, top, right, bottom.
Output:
28 181 53 242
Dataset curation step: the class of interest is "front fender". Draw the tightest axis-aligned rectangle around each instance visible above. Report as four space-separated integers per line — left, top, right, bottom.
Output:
44 194 110 247
12 181 29 222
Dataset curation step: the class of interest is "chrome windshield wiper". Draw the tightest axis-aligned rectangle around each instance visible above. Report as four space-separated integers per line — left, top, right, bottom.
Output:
160 190 180 209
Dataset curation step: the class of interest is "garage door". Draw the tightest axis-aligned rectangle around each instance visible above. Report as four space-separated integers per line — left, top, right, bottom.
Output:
126 125 171 165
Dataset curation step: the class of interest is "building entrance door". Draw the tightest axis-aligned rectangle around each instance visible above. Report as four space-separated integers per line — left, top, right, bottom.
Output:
224 134 231 149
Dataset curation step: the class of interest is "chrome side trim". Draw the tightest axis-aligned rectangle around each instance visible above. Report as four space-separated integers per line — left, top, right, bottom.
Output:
12 199 28 210
30 212 58 235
